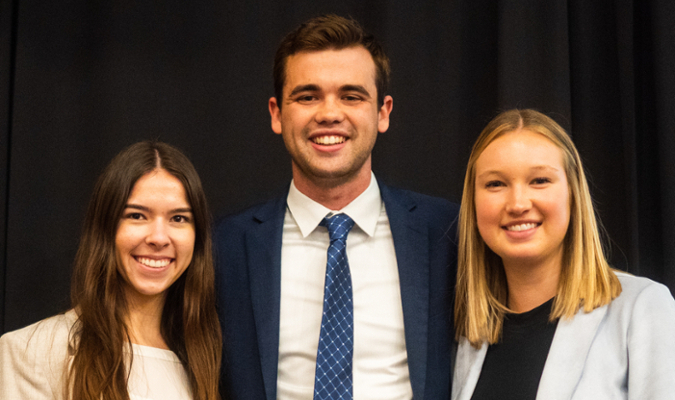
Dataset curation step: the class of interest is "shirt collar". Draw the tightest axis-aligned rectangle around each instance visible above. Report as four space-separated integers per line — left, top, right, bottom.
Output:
286 172 382 238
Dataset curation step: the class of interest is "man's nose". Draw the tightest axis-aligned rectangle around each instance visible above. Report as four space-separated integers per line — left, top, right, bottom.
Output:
315 96 345 124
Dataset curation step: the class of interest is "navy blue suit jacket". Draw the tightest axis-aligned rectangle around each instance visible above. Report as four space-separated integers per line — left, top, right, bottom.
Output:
214 182 459 400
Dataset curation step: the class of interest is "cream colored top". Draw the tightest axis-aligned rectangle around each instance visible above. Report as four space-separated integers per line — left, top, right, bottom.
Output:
0 310 192 399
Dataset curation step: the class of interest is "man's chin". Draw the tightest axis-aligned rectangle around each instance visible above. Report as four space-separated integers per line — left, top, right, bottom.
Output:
309 171 356 187
296 166 362 187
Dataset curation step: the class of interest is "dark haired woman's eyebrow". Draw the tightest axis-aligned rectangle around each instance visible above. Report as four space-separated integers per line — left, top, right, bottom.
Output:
124 204 150 212
124 204 192 213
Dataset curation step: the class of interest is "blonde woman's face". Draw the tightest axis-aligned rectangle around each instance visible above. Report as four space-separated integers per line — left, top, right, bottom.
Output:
474 129 570 271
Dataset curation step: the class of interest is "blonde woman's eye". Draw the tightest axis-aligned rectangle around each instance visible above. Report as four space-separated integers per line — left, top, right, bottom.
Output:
532 177 551 185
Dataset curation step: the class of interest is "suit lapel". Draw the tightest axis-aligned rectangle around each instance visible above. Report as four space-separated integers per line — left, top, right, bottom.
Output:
536 305 608 400
380 184 430 398
246 195 287 400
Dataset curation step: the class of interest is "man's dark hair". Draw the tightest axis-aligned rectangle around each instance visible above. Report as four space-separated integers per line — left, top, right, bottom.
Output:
273 14 390 107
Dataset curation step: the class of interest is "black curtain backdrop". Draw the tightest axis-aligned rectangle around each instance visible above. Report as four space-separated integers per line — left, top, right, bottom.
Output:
1 0 673 333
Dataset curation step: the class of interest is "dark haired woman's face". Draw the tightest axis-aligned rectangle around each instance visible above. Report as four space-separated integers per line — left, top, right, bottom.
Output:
115 168 195 303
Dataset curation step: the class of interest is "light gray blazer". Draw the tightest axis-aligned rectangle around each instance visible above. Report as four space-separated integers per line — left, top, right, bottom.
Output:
453 273 675 400
0 310 76 400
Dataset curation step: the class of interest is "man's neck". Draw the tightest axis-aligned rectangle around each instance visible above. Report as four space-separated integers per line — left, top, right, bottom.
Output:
292 167 372 210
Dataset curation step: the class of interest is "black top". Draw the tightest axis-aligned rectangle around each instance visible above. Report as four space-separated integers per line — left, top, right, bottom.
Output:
470 298 559 400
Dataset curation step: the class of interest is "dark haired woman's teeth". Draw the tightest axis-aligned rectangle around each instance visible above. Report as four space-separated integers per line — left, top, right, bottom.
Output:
136 257 171 268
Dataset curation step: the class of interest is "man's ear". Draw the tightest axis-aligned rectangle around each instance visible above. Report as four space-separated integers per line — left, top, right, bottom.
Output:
269 97 282 134
377 95 393 133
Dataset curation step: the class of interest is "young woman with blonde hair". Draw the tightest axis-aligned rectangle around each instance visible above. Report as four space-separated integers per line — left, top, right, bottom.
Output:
453 109 675 400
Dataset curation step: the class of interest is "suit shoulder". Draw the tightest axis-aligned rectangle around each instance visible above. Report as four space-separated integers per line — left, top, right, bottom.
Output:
214 196 285 234
215 204 262 230
385 186 459 217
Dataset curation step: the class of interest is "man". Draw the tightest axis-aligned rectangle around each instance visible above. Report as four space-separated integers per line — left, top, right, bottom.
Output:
215 14 458 400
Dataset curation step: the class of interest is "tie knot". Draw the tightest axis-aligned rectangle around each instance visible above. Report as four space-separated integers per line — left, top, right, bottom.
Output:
320 214 355 242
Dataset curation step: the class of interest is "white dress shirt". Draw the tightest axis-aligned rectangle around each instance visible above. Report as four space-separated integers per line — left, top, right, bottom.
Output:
277 173 413 400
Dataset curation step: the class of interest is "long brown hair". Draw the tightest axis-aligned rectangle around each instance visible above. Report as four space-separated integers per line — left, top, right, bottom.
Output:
68 141 221 399
455 109 621 347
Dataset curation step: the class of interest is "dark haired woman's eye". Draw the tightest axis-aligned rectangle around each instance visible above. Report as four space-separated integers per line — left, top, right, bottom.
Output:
172 215 191 223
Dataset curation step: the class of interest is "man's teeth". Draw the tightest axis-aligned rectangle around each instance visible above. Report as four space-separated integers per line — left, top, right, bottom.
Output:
506 223 538 232
313 135 345 145
136 257 171 268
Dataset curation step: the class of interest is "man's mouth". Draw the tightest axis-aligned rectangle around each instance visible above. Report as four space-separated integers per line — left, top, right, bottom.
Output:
312 135 346 145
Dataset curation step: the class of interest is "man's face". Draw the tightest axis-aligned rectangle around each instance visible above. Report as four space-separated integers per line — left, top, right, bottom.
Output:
269 46 393 189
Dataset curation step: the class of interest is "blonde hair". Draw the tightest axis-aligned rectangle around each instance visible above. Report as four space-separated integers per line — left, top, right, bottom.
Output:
455 109 621 347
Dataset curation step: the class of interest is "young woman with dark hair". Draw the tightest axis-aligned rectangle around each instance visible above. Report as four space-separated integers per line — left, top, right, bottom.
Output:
0 141 221 400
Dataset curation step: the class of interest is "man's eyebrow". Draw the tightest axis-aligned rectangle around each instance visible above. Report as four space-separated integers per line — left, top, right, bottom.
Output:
288 84 320 97
340 85 371 98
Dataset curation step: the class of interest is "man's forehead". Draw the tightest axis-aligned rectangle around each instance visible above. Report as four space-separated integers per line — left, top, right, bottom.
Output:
283 47 377 88
290 45 369 57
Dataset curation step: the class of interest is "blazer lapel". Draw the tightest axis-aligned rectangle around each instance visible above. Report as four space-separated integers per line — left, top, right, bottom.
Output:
453 306 608 400
380 184 430 398
536 305 609 400
246 195 287 400
452 339 488 400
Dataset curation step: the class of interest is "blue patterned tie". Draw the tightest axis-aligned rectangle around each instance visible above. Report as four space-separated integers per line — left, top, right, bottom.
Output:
313 213 355 400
